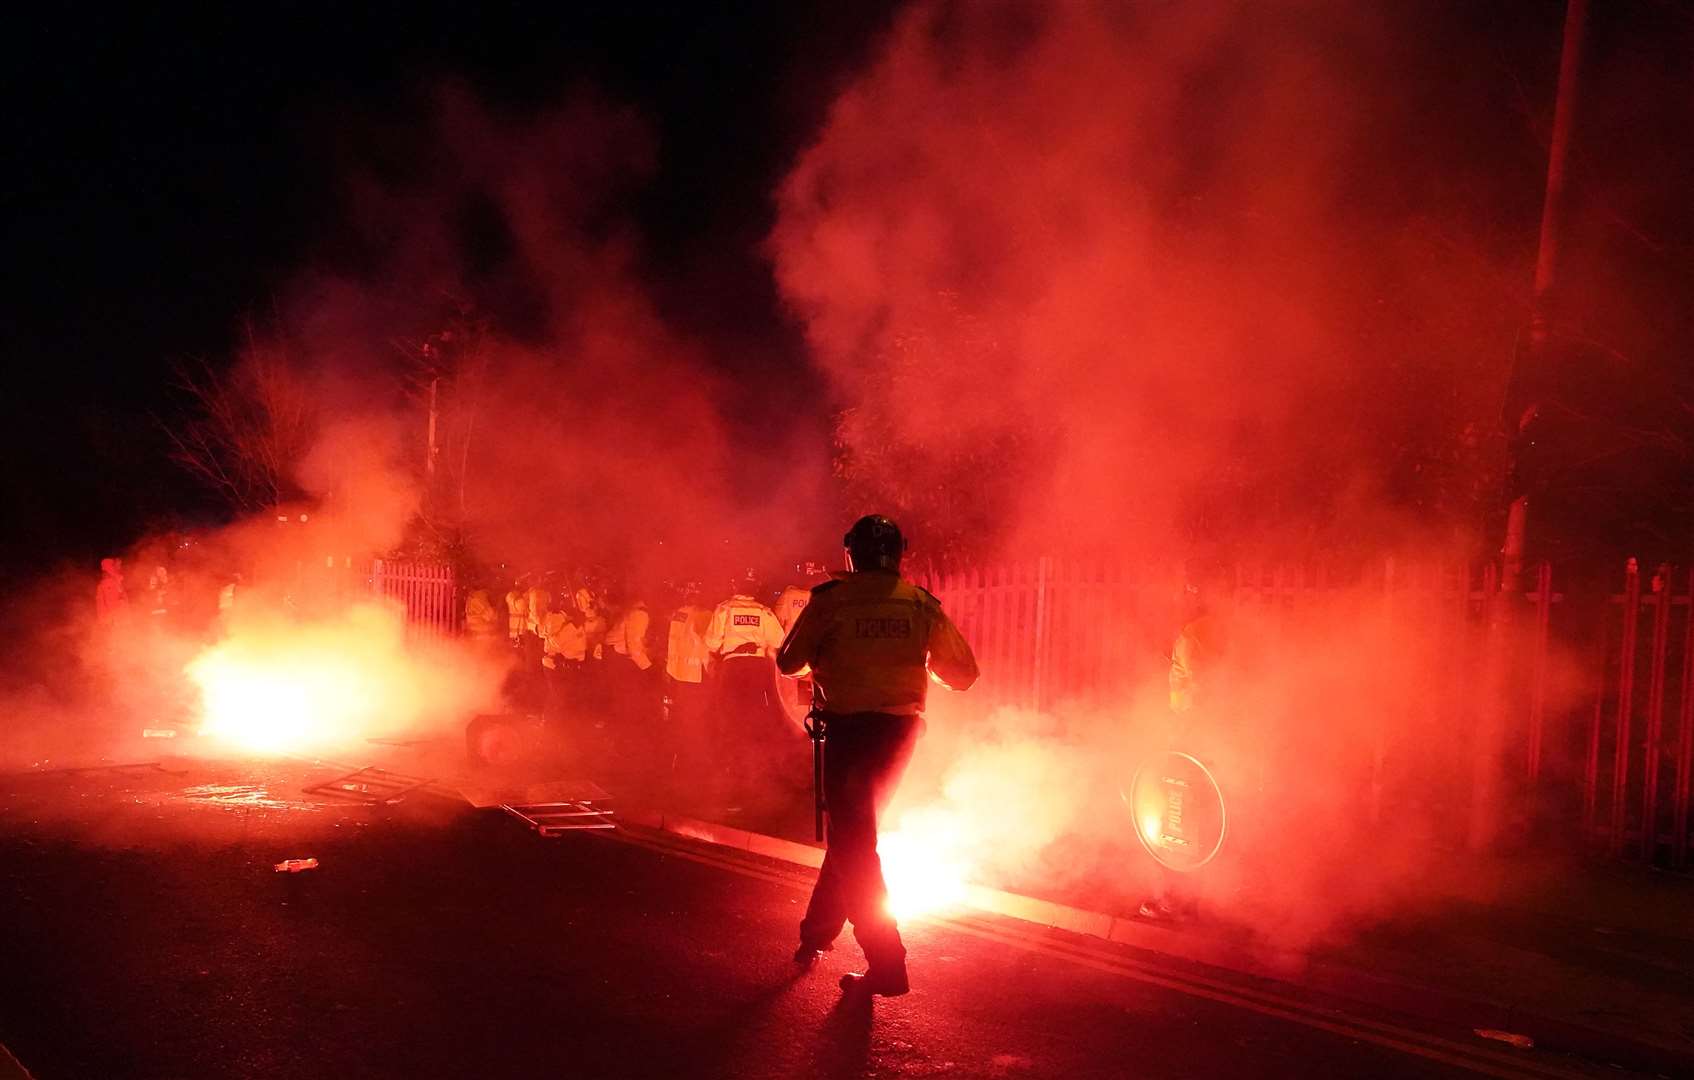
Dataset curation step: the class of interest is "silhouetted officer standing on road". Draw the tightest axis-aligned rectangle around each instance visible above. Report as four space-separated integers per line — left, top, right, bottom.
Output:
777 515 978 997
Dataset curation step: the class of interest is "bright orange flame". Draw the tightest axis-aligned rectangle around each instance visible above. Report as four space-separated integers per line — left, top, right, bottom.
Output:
878 811 972 919
183 603 483 754
188 642 368 752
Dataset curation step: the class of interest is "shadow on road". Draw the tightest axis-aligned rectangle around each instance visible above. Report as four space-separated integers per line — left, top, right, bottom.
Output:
809 991 873 1080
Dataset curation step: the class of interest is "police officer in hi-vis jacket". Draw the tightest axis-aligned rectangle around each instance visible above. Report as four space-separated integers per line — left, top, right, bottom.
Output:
704 573 788 798
777 515 978 997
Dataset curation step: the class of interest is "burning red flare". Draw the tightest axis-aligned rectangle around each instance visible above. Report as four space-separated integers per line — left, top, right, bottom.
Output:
185 602 497 754
879 809 973 918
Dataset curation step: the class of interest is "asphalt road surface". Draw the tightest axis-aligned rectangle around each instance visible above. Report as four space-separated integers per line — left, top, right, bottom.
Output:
0 755 1648 1080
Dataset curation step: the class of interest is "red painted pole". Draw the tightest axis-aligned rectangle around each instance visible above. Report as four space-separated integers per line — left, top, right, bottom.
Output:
1641 566 1673 857
1469 561 1505 852
1582 601 1610 843
1525 561 1553 783
1640 566 1673 859
1610 559 1641 858
1672 567 1694 870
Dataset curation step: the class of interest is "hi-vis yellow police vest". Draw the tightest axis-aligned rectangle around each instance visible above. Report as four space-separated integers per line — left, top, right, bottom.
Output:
774 584 811 630
666 604 712 683
776 571 978 716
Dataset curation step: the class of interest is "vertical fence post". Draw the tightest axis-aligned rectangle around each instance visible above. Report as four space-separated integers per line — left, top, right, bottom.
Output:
1609 558 1641 858
1032 556 1050 714
1583 591 1612 843
1640 564 1673 861
1469 561 1504 852
985 563 1002 708
1526 561 1553 783
1673 566 1694 870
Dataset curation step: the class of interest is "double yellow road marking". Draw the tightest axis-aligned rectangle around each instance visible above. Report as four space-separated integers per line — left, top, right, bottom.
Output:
599 825 1610 1080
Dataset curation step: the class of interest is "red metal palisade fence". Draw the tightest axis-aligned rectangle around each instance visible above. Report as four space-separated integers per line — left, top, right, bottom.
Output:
1583 560 1694 867
369 559 458 640
359 553 1694 867
919 556 1694 869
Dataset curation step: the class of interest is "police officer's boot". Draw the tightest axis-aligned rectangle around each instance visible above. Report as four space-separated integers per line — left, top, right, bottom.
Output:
838 966 909 997
792 941 833 966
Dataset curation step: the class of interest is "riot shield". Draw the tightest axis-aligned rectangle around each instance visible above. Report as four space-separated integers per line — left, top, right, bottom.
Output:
1123 750 1228 873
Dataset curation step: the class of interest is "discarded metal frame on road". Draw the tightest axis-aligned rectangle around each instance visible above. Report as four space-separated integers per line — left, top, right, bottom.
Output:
301 765 443 806
501 800 617 834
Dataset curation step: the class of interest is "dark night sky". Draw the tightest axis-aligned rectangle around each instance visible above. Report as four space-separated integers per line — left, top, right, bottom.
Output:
1 2 900 574
4 2 1691 577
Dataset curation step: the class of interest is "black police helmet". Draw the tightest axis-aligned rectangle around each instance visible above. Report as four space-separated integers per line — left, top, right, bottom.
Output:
844 515 906 572
731 568 763 597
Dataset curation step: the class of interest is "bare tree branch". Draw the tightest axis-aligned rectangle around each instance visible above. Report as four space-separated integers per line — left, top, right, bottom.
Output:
160 328 318 513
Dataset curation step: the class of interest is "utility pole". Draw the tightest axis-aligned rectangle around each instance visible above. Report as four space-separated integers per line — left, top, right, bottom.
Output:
1501 0 1588 590
1472 0 1588 852
425 375 440 519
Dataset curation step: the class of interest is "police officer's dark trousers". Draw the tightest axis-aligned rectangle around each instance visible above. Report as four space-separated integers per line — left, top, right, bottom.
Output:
714 656 779 790
521 631 547 711
665 676 708 775
799 710 921 972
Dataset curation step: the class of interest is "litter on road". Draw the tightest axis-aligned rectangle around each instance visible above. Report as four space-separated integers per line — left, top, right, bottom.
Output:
1473 1029 1534 1049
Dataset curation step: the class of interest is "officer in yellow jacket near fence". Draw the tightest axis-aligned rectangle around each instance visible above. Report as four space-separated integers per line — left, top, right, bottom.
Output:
96 557 128 626
464 587 500 647
540 596 588 733
604 594 655 738
606 597 653 672
504 580 528 645
665 584 713 778
705 574 788 798
778 515 978 997
772 562 827 732
518 577 551 711
526 578 552 644
1141 561 1235 922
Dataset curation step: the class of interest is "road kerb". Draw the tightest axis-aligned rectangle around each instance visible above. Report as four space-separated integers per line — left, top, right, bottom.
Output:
0 1041 34 1080
628 808 1694 1077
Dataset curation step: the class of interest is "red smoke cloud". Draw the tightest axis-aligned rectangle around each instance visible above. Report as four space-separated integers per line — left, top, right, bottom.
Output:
770 1 1582 949
771 0 1527 558
290 86 752 578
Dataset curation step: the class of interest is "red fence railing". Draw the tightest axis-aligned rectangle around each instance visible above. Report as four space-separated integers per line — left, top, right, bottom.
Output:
1584 560 1694 867
369 559 458 640
921 556 1694 869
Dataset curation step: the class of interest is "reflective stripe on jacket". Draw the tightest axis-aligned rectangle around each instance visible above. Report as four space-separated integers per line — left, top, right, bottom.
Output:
1169 614 1228 714
775 570 978 716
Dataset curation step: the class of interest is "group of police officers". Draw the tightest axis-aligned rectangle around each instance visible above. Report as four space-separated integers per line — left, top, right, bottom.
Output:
462 561 828 798
462 515 981 998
